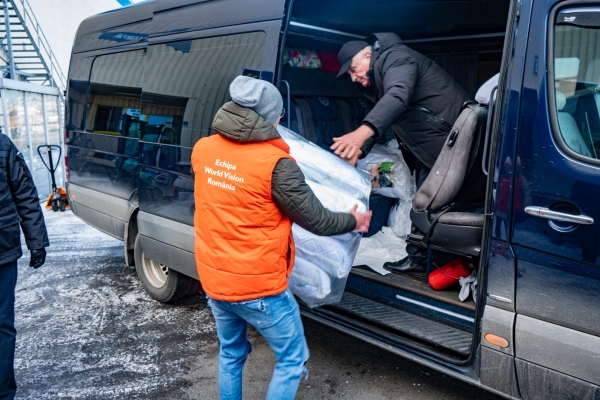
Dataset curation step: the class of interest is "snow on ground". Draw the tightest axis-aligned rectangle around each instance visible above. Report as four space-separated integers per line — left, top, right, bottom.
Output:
14 209 215 399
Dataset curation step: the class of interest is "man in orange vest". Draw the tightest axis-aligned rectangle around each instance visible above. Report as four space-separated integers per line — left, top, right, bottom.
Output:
192 76 371 400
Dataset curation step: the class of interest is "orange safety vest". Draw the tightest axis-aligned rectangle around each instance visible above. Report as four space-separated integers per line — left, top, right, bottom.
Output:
191 133 296 302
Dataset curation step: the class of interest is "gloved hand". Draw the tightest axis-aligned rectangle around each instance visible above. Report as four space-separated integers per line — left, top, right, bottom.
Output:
29 248 46 269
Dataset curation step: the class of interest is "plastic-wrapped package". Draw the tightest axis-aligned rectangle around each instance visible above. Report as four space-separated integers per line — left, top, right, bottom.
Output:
278 126 371 202
387 197 413 239
357 140 415 199
277 125 371 308
293 225 354 278
288 257 331 300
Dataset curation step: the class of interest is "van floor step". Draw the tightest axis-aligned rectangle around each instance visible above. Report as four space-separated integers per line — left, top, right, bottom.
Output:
331 292 473 355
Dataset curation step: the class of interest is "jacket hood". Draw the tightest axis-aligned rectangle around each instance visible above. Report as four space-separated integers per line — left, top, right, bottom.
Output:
367 32 402 56
212 101 281 142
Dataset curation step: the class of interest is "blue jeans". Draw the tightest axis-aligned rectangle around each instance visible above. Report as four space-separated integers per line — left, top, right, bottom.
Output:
208 288 309 400
0 261 17 400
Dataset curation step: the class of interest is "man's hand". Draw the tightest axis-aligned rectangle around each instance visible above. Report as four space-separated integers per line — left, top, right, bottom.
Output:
29 248 46 269
349 205 372 233
331 125 374 162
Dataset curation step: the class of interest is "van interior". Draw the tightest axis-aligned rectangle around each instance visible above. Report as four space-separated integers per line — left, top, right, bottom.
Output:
277 0 510 362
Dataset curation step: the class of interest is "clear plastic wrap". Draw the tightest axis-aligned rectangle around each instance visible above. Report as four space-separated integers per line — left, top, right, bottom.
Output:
277 126 371 308
357 140 415 199
387 197 413 239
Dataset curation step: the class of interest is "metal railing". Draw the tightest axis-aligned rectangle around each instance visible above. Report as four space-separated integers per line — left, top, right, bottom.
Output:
4 0 66 91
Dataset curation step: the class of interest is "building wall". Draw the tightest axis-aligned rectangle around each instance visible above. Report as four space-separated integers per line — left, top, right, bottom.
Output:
26 0 124 81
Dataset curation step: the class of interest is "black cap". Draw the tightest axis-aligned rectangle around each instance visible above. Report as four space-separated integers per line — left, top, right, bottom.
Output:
337 40 369 79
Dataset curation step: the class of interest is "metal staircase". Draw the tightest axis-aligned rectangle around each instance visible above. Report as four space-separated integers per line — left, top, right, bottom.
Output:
0 0 66 91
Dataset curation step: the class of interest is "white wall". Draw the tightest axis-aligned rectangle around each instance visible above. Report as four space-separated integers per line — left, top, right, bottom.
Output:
25 0 124 81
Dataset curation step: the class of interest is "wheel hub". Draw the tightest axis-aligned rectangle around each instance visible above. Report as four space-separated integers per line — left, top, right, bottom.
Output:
142 255 168 288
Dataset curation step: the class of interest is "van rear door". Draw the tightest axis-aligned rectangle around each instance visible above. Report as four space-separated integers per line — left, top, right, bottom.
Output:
512 1 600 396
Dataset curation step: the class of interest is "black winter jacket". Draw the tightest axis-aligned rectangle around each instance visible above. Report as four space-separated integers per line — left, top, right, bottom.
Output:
360 33 471 169
0 133 49 266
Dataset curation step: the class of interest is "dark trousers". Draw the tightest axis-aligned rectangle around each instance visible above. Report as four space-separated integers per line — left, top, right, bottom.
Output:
0 261 17 400
414 161 431 190
408 161 431 264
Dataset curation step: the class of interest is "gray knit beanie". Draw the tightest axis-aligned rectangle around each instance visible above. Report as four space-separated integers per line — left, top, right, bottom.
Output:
229 76 283 125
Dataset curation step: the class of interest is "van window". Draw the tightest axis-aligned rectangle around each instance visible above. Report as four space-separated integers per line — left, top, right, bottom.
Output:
552 9 600 159
86 50 145 139
140 31 266 147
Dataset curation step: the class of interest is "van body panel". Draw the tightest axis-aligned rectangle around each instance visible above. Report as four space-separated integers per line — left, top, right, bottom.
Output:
515 314 600 386
146 20 283 73
515 358 600 400
481 305 515 355
68 183 132 222
73 3 154 54
137 211 195 253
149 0 285 38
139 235 198 279
480 347 520 398
515 247 600 336
485 240 516 311
512 0 600 389
485 0 533 319
153 0 210 13
68 183 133 240
70 201 126 240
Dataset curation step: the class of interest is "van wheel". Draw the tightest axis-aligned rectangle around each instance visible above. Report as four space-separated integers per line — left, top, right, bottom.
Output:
134 235 200 302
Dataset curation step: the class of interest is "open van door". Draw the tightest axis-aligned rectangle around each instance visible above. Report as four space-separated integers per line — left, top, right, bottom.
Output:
512 1 600 397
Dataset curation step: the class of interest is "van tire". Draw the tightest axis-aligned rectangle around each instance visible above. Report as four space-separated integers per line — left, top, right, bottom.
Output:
134 235 199 302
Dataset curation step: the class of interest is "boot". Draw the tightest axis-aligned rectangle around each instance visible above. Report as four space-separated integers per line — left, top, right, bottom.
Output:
383 256 426 273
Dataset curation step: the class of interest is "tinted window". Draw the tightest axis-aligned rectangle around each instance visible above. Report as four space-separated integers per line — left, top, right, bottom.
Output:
140 31 266 147
553 10 600 160
86 50 145 138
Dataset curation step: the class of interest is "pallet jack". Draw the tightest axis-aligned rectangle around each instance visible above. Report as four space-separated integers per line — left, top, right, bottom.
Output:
37 144 69 212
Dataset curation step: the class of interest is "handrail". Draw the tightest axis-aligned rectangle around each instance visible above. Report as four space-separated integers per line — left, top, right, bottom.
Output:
481 86 498 176
7 0 66 92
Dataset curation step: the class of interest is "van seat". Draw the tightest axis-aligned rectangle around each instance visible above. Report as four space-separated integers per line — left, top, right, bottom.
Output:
295 97 344 151
407 77 493 257
437 211 484 227
346 98 368 130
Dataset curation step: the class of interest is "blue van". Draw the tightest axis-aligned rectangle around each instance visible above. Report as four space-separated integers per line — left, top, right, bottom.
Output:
65 0 600 398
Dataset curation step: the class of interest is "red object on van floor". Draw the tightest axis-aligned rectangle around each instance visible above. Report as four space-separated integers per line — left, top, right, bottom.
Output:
428 258 472 291
318 51 341 73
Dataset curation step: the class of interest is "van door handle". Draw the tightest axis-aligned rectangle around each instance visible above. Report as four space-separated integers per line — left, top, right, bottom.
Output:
524 206 594 225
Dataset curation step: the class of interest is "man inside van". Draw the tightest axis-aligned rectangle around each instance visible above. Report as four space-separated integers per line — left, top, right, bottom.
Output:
191 75 371 400
0 132 48 400
332 32 470 274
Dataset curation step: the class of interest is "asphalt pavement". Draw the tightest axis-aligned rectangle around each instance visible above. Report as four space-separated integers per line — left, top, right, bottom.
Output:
13 209 503 399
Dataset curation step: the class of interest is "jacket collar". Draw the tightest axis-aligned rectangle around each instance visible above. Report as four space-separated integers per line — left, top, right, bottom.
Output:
366 32 403 82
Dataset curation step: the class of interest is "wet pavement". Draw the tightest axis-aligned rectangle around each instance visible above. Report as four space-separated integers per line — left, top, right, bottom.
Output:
13 209 503 399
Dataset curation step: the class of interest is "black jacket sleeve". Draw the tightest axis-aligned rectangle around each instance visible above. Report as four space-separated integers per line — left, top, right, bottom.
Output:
362 53 417 139
7 142 49 250
271 158 356 236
